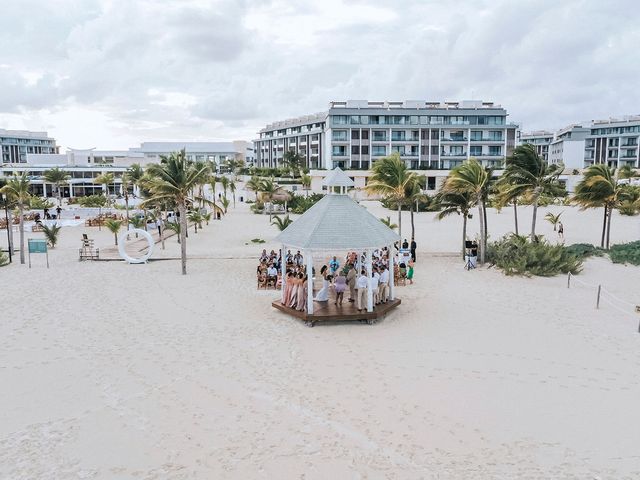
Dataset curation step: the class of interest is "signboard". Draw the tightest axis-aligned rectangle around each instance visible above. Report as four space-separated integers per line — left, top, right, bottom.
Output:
398 248 411 266
28 239 49 268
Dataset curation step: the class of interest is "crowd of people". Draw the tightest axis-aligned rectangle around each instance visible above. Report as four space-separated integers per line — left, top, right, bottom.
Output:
258 243 417 312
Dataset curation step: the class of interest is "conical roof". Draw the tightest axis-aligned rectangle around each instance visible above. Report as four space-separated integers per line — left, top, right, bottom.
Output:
276 194 400 250
322 167 355 187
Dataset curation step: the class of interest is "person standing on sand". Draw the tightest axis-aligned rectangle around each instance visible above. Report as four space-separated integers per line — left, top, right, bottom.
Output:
558 221 564 240
407 259 415 285
356 270 368 312
410 237 417 262
346 264 357 302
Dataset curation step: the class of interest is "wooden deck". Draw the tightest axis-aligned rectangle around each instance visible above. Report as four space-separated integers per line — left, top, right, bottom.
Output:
272 298 401 326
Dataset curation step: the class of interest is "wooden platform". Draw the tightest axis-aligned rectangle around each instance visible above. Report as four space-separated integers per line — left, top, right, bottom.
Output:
272 298 401 326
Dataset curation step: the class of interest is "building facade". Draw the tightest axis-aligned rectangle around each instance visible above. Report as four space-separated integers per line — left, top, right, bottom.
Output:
1 129 58 163
256 100 518 171
548 125 590 171
585 116 640 169
519 131 553 163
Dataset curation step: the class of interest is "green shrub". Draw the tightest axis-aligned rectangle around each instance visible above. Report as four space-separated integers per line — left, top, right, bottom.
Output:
77 195 108 208
288 193 324 214
608 241 640 266
381 195 440 212
250 201 264 214
251 238 265 244
564 243 604 260
0 250 9 267
487 234 582 277
30 197 55 210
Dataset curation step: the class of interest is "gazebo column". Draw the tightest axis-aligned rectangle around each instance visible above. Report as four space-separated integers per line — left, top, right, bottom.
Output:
388 243 395 301
306 250 314 315
281 243 286 303
366 249 373 312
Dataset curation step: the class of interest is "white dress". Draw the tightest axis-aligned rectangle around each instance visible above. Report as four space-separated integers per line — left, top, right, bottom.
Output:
314 278 330 302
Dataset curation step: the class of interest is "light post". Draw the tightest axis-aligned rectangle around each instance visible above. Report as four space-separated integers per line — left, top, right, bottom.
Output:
2 193 12 263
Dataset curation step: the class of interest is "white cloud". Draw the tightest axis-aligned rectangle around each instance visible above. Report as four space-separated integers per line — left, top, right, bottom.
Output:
0 0 638 149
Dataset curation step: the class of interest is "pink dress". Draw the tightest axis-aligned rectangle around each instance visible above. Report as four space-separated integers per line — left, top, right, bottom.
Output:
296 281 306 311
288 280 298 308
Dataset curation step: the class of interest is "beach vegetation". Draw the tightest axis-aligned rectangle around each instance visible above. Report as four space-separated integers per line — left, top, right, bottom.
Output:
77 194 108 208
572 164 627 249
29 197 55 210
41 223 62 248
271 214 294 231
0 250 8 267
245 176 262 201
544 211 563 231
42 167 70 206
220 196 230 213
608 241 640 266
143 149 210 275
564 243 604 260
250 238 266 244
188 210 204 232
366 152 420 239
487 234 582 277
282 150 304 177
380 216 398 230
440 158 490 264
1 173 32 264
436 190 474 259
501 144 564 241
104 219 123 245
288 193 323 214
94 172 115 201
129 215 146 236
164 220 181 242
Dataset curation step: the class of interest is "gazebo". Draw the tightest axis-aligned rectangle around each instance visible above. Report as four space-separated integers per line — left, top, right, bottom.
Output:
273 167 402 326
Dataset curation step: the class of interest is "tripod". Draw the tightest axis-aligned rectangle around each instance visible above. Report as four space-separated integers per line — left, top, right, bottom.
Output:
464 247 477 270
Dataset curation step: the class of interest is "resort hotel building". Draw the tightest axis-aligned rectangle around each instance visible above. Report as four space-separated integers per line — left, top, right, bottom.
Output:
256 100 519 171
1 129 58 163
0 136 254 198
521 115 640 171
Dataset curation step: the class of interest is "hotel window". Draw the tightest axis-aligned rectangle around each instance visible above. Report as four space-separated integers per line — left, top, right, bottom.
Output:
332 115 348 125
419 116 429 125
450 116 465 125
332 130 348 141
372 145 387 156
360 115 369 125
351 145 360 154
391 145 405 155
361 130 369 140
430 146 439 155
391 131 406 141
351 130 360 140
450 146 464 155
470 146 482 156
489 146 502 156
332 146 346 156
487 116 505 125
488 131 503 141
373 131 387 141
430 116 444 125
410 116 418 125
361 145 369 155
350 116 360 125
470 130 482 141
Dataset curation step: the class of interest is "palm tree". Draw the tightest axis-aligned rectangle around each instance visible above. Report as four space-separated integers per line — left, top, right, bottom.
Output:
143 149 208 274
440 159 489 264
127 164 145 197
405 175 427 241
380 216 398 230
188 210 204 233
94 172 115 198
502 144 564 241
282 150 303 177
229 180 236 207
209 174 220 201
129 215 146 237
42 223 62 248
365 153 418 239
0 174 31 264
301 173 311 197
0 178 15 258
436 189 474 259
495 182 520 235
105 219 123 245
245 176 262 201
258 178 286 220
618 164 638 180
220 196 230 214
220 176 230 199
573 164 625 249
43 167 70 206
545 212 563 231
271 214 294 231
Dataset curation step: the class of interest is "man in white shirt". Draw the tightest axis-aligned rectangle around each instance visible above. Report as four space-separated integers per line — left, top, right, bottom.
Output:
378 266 390 303
356 270 368 311
370 269 379 305
267 264 278 280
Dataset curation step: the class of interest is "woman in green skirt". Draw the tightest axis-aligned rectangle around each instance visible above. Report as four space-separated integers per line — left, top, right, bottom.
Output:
407 259 414 285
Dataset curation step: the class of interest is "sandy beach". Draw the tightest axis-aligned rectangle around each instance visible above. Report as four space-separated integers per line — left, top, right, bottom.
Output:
1 200 640 478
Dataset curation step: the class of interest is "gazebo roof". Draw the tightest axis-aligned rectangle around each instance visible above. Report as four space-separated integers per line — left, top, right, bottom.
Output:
322 167 355 187
276 194 400 250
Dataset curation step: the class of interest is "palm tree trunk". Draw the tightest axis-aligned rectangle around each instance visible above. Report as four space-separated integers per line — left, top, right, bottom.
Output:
410 203 415 241
462 214 467 260
18 203 25 264
7 208 14 256
57 184 62 207
530 195 539 241
483 201 488 248
124 193 130 231
600 206 607 248
605 204 612 250
114 233 118 245
478 200 485 264
513 200 519 235
178 202 187 275
397 202 402 239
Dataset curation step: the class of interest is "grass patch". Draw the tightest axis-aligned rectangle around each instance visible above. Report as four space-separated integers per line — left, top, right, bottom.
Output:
608 241 640 266
564 243 604 260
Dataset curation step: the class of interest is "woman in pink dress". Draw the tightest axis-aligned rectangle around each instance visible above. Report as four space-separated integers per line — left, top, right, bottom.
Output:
296 273 306 311
288 274 299 308
282 271 292 306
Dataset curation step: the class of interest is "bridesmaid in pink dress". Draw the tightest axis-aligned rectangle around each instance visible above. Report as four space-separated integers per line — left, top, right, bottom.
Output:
296 273 306 311
282 271 292 306
288 274 299 308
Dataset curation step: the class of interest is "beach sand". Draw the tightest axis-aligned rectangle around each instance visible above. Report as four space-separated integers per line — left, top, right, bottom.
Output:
1 200 640 478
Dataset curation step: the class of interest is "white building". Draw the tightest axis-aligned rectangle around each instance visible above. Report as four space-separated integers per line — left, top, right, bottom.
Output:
519 130 553 163
548 125 591 171
1 129 58 164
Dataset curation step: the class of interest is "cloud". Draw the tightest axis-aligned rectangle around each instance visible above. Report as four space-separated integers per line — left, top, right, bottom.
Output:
0 0 638 148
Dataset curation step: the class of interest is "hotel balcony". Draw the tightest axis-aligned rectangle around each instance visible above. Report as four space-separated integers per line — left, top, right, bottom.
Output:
440 137 468 143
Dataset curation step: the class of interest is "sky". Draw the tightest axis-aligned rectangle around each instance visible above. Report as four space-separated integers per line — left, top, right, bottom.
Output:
0 0 638 150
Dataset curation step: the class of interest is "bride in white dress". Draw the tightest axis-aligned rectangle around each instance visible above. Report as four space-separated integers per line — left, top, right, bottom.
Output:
314 265 330 302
